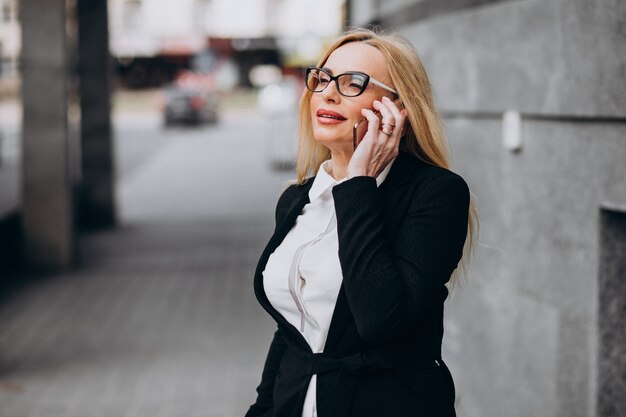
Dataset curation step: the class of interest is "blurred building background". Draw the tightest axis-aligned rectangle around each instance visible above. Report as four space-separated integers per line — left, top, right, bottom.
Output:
0 0 348 272
0 0 624 416
108 0 344 88
0 0 19 96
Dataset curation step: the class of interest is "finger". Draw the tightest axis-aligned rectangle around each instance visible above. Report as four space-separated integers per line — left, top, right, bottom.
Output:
378 100 403 158
361 108 381 138
373 100 395 130
382 96 404 128
383 98 407 150
360 109 389 168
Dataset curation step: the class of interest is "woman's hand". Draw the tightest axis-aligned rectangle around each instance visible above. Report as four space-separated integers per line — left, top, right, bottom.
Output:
346 96 407 179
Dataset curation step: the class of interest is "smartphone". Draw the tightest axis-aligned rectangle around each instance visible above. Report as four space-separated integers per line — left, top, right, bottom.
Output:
352 98 404 149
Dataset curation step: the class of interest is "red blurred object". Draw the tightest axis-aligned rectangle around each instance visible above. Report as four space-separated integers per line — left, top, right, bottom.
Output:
189 95 205 111
156 92 167 111
162 83 219 126
175 70 215 91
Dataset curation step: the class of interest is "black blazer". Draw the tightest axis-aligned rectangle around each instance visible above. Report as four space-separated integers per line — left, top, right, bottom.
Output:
245 150 470 417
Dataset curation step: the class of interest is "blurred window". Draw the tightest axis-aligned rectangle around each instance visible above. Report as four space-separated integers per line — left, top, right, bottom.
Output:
0 41 3 79
2 57 16 78
2 3 12 22
122 0 142 30
2 1 17 22
192 0 210 33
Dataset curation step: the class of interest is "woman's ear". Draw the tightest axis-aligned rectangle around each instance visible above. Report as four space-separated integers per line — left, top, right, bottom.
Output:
400 119 409 138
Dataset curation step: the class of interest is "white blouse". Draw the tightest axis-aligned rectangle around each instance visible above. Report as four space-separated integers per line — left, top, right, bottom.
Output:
262 158 395 417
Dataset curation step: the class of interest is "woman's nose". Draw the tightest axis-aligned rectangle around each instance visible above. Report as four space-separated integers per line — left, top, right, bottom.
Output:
321 80 340 103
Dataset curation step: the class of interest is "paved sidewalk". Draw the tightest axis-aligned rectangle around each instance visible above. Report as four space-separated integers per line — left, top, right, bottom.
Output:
0 106 295 417
0 220 278 417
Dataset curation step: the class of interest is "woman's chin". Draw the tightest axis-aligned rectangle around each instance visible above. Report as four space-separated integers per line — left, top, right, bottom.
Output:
313 128 351 147
313 135 352 151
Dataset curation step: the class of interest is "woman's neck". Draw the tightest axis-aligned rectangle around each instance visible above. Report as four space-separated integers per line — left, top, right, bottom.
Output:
328 151 351 181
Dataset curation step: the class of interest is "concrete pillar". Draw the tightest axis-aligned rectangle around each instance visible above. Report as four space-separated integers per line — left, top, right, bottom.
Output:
77 0 116 230
21 0 73 271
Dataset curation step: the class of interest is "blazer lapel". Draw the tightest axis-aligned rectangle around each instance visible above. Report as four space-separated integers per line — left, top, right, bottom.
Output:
253 180 314 348
324 151 421 352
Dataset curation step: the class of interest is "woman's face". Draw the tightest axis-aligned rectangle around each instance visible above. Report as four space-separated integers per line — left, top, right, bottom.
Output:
310 42 395 153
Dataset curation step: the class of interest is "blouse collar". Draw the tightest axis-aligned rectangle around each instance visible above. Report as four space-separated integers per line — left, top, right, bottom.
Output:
308 157 396 202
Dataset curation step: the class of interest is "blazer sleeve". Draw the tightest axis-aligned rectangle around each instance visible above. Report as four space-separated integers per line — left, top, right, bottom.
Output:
244 328 287 417
331 172 470 346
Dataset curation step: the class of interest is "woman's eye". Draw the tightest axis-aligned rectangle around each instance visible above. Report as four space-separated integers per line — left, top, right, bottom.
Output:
344 82 364 93
318 75 330 84
347 75 365 90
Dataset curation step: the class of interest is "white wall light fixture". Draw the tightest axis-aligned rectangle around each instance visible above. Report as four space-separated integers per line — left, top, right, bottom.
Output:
502 110 522 152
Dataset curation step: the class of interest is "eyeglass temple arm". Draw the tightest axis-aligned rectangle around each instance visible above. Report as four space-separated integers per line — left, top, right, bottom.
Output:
369 78 398 95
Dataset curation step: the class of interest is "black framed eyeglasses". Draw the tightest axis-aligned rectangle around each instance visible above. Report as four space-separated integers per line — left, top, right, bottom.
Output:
305 66 398 97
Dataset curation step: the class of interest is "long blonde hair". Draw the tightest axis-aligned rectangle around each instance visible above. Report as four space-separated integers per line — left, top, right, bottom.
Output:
295 28 478 287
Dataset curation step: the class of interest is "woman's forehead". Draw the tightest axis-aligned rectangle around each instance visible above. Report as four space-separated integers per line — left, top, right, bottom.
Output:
323 42 389 80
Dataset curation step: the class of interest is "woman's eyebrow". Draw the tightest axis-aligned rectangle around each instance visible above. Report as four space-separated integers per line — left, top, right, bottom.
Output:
321 67 334 74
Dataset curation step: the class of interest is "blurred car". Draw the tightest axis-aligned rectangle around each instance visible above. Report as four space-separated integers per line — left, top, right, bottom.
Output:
257 76 302 170
162 83 219 126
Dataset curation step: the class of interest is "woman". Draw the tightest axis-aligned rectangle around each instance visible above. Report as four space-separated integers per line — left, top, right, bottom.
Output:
245 28 477 417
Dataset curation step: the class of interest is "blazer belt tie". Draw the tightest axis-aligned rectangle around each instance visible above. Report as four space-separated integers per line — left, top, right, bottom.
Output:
309 350 441 375
296 349 442 417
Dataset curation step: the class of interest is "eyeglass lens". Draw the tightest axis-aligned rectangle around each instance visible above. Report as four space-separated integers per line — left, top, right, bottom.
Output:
306 68 368 97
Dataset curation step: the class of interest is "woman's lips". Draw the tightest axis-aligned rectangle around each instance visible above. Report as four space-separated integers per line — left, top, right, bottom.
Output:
316 109 347 124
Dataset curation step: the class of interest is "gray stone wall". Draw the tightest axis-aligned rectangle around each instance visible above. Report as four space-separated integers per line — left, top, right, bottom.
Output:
351 1 626 416
444 118 625 417
399 0 625 117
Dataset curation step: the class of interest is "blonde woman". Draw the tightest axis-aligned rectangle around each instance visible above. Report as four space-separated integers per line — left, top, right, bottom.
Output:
245 28 477 417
